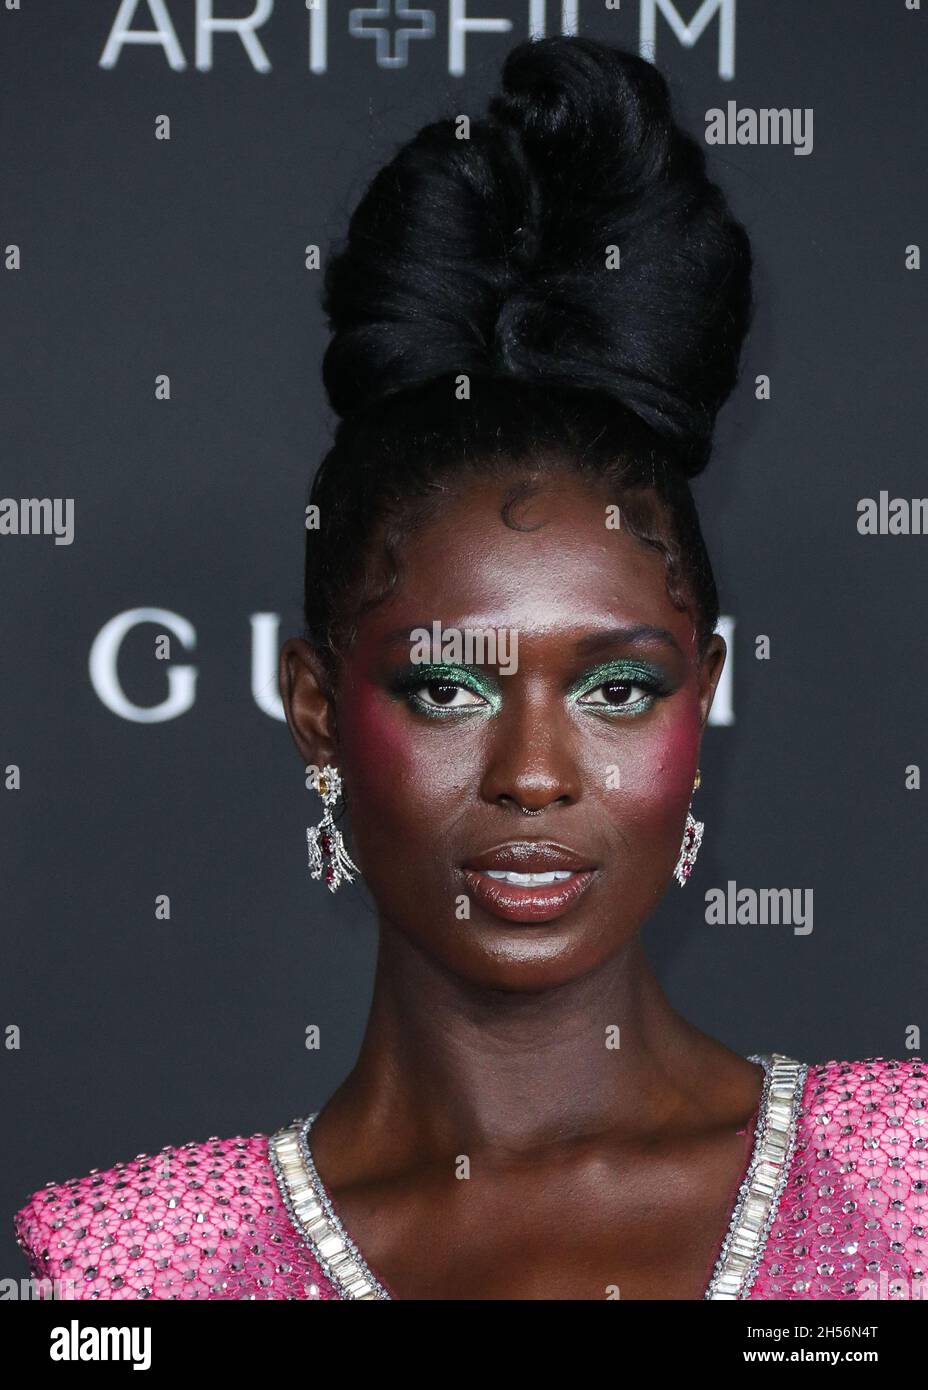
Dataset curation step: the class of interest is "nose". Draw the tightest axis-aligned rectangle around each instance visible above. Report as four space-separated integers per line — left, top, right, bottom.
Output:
479 688 582 814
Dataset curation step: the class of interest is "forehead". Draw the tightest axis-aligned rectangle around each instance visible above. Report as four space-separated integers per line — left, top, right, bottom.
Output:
366 471 692 638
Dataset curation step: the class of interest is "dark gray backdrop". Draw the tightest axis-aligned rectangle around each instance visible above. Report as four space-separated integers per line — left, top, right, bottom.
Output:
2 1 925 1278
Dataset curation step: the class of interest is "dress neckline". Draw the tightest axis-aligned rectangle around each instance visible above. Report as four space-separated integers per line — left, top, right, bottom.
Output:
267 1051 808 1301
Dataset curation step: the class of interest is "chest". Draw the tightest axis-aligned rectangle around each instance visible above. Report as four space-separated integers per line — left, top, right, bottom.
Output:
320 1145 750 1301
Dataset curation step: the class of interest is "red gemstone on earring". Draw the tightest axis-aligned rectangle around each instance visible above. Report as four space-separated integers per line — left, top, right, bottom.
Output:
320 833 332 853
325 866 334 883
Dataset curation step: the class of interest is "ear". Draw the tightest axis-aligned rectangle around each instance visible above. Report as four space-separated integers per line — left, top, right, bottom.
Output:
278 638 338 771
696 632 727 730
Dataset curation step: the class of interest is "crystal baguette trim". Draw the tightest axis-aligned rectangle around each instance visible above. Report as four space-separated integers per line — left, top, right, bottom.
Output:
268 1117 392 1300
269 1052 805 1302
704 1052 808 1300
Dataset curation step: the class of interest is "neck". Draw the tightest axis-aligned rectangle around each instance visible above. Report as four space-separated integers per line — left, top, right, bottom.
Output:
308 922 754 1183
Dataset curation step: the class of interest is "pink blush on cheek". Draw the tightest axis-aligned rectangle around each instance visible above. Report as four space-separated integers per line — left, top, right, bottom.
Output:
339 685 413 804
648 718 702 800
612 717 702 856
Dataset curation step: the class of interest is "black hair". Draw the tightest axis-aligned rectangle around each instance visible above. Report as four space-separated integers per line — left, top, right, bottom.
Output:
304 35 754 700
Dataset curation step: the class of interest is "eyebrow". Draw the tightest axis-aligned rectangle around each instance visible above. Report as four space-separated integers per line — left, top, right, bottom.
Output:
572 625 683 658
380 623 683 658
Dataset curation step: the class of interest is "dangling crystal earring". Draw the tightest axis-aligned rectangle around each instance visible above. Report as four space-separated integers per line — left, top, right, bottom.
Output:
673 767 704 887
306 764 360 893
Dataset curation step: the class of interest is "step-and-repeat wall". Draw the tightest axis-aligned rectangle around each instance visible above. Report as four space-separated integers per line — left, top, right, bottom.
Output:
2 1 924 1269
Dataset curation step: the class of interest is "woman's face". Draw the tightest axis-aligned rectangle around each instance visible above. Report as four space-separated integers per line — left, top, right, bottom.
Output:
283 470 726 991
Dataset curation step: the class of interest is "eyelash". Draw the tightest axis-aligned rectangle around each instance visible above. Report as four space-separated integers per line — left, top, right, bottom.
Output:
391 671 497 720
574 676 664 716
391 667 668 720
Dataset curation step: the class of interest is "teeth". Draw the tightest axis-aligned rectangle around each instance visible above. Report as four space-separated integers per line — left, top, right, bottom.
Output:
482 869 575 885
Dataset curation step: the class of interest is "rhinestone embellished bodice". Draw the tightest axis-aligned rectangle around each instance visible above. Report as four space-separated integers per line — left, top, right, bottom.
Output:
13 1056 926 1300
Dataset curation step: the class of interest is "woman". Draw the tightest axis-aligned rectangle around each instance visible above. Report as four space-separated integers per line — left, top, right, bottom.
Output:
13 35 925 1301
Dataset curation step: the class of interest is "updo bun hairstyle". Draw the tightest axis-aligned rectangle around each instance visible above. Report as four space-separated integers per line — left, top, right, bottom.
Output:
304 35 754 701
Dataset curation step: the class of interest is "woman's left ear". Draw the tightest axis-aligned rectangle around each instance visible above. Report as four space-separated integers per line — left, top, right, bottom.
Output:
697 632 727 729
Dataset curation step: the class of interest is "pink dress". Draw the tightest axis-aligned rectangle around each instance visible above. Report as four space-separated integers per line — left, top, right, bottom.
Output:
12 1055 926 1300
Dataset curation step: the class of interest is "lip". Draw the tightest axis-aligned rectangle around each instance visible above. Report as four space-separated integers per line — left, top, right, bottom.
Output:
462 841 597 874
461 841 599 924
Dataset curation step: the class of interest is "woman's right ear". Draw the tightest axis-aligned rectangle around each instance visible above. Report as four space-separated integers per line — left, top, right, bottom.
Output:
278 638 337 770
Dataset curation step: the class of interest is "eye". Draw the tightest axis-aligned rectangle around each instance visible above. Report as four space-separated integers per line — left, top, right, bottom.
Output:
387 665 499 720
410 679 488 712
577 679 658 712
